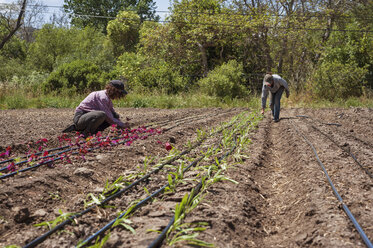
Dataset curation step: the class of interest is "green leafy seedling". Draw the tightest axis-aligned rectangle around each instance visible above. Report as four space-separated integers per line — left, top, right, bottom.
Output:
34 209 76 230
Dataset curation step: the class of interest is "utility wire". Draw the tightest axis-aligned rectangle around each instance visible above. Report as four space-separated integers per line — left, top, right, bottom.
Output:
1 2 373 21
1 3 372 33
63 15 373 33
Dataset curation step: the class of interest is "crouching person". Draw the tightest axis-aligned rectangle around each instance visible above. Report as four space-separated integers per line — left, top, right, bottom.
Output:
63 80 130 137
261 73 290 122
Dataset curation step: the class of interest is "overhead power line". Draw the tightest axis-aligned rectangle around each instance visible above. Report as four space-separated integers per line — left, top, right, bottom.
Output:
1 2 373 21
1 2 371 33
65 14 373 33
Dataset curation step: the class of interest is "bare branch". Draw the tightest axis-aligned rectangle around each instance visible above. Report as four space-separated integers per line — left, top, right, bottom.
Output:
0 0 27 50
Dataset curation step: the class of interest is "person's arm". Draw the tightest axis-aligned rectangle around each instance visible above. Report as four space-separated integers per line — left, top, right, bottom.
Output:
261 83 269 114
97 94 126 128
279 78 290 98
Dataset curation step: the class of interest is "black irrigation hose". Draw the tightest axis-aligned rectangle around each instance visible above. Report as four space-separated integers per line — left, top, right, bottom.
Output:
148 140 237 248
0 133 134 172
22 120 237 248
296 115 373 179
144 108 240 129
296 115 342 126
290 120 373 248
296 115 373 149
0 128 154 172
78 154 207 247
23 147 200 248
309 125 373 179
162 109 241 132
1 133 155 180
144 111 224 128
1 109 236 170
77 127 239 247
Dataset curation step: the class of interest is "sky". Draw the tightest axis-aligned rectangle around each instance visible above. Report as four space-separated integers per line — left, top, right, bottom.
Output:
0 0 172 21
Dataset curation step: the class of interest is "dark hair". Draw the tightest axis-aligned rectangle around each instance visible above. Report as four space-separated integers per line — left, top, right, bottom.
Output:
105 84 124 99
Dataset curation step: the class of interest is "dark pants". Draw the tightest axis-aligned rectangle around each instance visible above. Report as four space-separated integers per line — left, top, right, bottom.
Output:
269 86 284 121
74 111 110 136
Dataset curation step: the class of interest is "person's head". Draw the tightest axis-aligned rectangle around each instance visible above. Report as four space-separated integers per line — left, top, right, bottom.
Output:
105 79 128 99
264 73 274 87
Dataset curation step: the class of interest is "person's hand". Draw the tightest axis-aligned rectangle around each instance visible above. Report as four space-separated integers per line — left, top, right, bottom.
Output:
286 91 290 98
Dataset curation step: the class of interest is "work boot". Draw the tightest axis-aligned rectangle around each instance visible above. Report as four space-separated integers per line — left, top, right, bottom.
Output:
62 124 76 133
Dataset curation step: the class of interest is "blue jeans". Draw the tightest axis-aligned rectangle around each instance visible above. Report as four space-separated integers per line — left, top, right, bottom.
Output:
269 86 284 121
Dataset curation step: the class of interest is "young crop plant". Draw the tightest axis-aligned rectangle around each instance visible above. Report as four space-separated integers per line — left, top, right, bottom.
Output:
166 187 211 246
138 156 154 175
84 176 129 208
231 111 263 162
168 222 214 247
196 129 208 142
77 200 139 248
164 161 187 194
164 129 243 247
165 171 238 247
34 209 77 230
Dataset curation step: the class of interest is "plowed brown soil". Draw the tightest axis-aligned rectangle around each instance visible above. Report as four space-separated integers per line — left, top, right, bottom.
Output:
0 107 372 248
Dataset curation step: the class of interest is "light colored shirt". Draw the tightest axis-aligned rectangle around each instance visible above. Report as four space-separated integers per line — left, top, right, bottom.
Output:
76 90 125 127
261 74 289 109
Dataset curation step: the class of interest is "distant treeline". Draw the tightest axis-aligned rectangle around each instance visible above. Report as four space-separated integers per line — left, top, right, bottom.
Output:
0 0 372 102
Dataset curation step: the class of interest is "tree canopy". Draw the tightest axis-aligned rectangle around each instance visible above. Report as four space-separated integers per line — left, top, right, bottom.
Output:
63 0 159 32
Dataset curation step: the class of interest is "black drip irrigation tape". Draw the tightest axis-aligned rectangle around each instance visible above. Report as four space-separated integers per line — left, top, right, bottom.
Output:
22 120 237 248
296 115 373 149
77 126 239 248
144 111 224 128
290 120 373 248
296 115 342 126
309 125 373 179
22 143 203 248
144 108 240 129
296 115 373 179
0 142 91 167
78 154 208 247
1 109 238 170
0 133 139 173
1 132 158 180
148 143 237 248
161 109 241 132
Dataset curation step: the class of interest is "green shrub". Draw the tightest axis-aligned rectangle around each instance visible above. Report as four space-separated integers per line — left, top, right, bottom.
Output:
198 60 248 98
0 56 30 81
311 61 367 100
43 60 104 94
116 52 186 94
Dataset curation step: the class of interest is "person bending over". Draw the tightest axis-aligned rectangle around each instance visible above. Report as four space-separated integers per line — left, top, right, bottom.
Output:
63 80 130 136
261 73 290 122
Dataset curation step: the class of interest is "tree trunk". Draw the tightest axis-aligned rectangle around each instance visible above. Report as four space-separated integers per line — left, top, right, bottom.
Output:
197 42 209 77
0 0 27 50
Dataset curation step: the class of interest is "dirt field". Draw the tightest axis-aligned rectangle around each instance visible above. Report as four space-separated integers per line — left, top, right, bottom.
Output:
0 107 372 247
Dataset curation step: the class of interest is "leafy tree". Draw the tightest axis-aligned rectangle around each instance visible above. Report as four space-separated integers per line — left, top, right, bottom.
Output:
198 60 248 98
139 0 263 82
116 52 186 94
28 25 114 72
309 19 372 99
63 0 159 33
43 59 104 94
107 11 141 56
27 24 74 72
